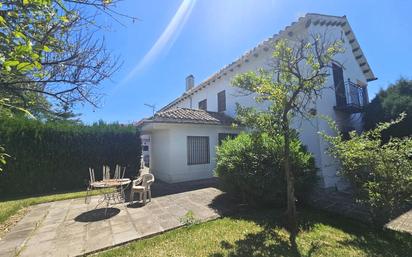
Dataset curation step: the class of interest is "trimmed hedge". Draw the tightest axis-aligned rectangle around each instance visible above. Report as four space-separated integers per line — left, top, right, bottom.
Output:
0 118 141 197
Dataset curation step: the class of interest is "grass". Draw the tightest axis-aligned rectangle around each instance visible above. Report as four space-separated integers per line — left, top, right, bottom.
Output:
96 208 412 257
0 189 104 226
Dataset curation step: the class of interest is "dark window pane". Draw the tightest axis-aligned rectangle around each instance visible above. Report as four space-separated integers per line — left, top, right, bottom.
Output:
332 63 346 107
217 90 226 112
198 99 207 110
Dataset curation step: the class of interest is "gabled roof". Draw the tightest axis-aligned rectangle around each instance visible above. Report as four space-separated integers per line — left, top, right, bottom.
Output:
136 108 235 127
159 13 376 112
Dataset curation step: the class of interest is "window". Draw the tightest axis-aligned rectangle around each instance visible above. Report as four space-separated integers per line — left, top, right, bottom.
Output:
142 145 149 151
332 63 346 107
187 136 210 165
198 99 207 110
218 133 237 145
217 90 226 112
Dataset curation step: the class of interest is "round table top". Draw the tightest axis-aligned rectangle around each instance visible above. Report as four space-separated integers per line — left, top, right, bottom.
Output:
91 178 131 188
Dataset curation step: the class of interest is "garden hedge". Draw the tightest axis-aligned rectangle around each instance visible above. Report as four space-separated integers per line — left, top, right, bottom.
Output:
0 118 141 197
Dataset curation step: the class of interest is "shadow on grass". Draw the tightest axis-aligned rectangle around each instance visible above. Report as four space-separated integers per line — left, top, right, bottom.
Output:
208 193 412 257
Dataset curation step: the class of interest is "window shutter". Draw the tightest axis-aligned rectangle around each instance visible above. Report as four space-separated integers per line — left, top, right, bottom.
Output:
198 99 207 110
217 90 226 112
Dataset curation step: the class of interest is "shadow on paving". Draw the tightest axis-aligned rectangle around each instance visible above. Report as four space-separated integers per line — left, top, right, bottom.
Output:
150 178 221 198
74 208 120 222
206 199 412 257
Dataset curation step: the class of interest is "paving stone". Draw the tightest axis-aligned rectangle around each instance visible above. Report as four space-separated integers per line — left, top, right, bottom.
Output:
159 217 181 231
134 216 164 237
0 249 16 257
1 181 234 256
113 229 140 245
111 223 136 234
19 240 56 257
109 215 130 226
85 228 113 253
25 230 57 246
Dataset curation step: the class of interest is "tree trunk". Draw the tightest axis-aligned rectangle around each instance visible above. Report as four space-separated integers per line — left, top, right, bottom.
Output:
283 115 298 247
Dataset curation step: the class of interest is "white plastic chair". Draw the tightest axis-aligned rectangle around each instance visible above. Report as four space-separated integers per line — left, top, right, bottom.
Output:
130 173 154 205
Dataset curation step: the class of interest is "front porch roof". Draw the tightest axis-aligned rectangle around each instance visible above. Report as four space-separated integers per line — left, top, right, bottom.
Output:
135 108 235 127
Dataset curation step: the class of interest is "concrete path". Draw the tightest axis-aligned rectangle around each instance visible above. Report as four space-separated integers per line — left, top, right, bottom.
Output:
0 185 235 257
385 209 412 235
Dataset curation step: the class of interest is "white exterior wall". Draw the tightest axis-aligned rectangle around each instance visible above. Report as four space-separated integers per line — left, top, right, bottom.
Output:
148 128 171 182
141 123 242 183
165 22 369 189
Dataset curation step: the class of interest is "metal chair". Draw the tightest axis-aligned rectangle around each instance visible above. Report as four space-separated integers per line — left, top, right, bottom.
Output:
103 165 110 180
130 173 155 205
114 165 126 179
85 168 96 203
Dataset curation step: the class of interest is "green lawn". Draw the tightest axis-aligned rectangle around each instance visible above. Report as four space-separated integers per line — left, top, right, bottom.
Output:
0 189 103 226
96 208 412 257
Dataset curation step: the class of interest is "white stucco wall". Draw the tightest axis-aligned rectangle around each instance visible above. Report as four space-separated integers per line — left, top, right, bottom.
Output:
141 123 242 183
161 21 370 189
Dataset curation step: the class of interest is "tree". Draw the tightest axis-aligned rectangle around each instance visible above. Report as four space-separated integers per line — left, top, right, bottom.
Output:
232 35 343 245
0 0 136 171
364 78 412 140
0 0 136 119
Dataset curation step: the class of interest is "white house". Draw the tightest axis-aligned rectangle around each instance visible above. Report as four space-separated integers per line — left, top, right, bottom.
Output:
137 13 376 190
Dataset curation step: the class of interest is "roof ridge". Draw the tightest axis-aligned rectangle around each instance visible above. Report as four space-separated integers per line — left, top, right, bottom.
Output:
158 13 375 112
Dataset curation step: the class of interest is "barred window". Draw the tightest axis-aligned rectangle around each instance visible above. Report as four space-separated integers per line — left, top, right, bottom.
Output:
217 90 226 112
187 136 210 165
198 99 207 110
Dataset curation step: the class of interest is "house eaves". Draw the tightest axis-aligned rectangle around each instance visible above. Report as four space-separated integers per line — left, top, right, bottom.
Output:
159 13 376 112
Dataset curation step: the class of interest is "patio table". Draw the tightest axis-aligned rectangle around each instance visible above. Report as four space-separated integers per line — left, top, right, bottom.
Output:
91 178 131 215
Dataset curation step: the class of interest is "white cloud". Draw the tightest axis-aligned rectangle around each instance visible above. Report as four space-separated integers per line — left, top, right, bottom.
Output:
120 0 197 85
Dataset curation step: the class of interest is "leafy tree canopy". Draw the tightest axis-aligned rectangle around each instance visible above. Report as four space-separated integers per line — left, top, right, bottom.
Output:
0 0 133 120
364 78 412 139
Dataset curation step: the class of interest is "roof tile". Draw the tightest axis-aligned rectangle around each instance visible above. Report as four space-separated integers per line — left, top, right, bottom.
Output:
137 108 235 126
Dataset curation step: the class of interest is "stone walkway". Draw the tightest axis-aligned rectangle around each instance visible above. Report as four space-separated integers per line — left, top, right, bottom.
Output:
0 184 235 257
385 209 412 235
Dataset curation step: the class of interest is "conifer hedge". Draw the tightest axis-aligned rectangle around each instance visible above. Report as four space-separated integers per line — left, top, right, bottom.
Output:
0 118 141 197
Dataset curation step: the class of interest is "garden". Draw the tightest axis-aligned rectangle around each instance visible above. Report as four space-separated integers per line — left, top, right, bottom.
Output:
0 1 411 256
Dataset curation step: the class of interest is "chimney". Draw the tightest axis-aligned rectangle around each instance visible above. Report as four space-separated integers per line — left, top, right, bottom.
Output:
186 75 194 91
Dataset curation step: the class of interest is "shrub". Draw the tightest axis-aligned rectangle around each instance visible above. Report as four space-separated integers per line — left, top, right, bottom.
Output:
215 132 317 206
323 114 412 225
0 117 141 197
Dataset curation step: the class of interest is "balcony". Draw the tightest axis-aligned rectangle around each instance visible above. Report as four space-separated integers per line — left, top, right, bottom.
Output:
334 80 367 114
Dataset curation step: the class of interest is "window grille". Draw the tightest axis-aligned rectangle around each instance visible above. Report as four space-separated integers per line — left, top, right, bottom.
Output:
187 136 210 165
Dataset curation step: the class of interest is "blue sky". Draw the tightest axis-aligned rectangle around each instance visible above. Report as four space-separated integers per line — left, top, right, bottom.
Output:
77 0 412 124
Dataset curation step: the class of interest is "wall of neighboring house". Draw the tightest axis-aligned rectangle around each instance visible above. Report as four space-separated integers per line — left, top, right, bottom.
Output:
163 20 369 189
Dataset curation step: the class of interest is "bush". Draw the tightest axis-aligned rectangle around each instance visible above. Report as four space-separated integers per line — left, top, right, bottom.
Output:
215 132 317 206
0 117 141 197
323 115 412 225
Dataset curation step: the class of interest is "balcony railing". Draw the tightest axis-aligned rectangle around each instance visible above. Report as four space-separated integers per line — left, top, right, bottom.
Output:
334 80 367 113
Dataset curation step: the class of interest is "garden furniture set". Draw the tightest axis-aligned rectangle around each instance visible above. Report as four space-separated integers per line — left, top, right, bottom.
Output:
85 156 154 215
